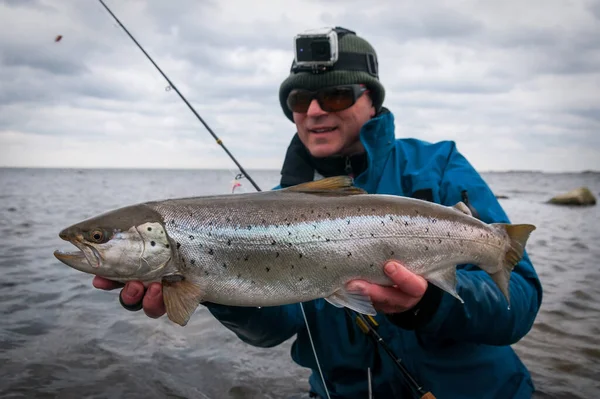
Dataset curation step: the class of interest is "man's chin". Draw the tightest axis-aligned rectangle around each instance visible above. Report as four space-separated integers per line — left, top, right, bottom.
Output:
306 144 341 158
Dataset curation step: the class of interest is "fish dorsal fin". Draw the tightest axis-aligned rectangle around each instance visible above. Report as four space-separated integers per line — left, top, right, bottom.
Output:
283 176 367 196
451 201 473 216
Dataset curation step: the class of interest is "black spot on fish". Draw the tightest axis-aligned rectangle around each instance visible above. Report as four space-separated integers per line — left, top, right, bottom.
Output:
301 214 306 219
299 277 303 281
326 212 331 217
237 273 241 278
288 243 293 247
371 208 375 211
244 255 249 261
381 221 385 226
299 253 303 258
349 233 354 237
251 280 255 284
166 244 169 248
317 214 321 218
266 267 270 272
438 239 442 244
338 229 341 233
176 242 181 249
208 249 214 255
432 219 437 224
404 221 408 227
389 216 393 221
226 217 231 222
323 266 327 270
191 259 195 265
358 207 361 212
189 235 194 240
223 263 227 268
391 251 394 255
204 271 209 276
370 263 374 268
151 241 156 246
287 222 291 227
208 232 212 237
425 245 429 251
271 240 276 245
276 252 280 258
425 227 429 233
347 220 351 225
415 210 419 215
288 232 292 236
447 232 451 237
227 239 231 246
291 265 294 269
248 225 252 230
347 252 352 257
294 217 298 221
325 238 330 242
147 227 152 231
262 219 267 224
311 210 315 213
171 219 175 225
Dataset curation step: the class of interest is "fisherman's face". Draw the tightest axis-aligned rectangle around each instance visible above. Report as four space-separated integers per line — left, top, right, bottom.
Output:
292 87 376 158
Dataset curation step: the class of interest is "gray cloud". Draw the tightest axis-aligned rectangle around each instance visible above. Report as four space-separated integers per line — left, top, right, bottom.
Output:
0 0 599 172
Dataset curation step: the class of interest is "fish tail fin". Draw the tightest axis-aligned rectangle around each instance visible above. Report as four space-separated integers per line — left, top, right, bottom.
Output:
490 223 536 307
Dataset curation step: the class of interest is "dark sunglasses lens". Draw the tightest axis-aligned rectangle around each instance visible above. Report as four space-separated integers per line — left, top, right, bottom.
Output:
318 86 356 112
287 90 313 113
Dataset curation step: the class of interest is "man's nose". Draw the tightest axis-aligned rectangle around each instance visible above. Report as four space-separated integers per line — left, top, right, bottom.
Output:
306 99 327 117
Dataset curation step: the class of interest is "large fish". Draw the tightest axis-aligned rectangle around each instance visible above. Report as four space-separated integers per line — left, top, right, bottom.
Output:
54 176 536 326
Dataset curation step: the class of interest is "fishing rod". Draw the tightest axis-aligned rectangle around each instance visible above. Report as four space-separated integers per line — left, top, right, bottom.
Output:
350 310 436 399
96 2 435 399
96 0 261 193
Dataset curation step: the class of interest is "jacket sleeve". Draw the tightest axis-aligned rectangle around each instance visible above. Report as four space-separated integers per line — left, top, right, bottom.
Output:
415 142 543 346
203 302 305 348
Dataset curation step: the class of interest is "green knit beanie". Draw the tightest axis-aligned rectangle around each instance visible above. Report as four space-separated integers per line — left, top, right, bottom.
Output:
278 27 386 122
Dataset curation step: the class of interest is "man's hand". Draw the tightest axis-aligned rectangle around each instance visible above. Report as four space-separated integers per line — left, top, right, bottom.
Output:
93 276 166 319
346 261 428 314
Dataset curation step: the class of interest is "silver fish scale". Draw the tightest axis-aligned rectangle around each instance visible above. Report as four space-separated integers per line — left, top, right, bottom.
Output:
149 194 508 307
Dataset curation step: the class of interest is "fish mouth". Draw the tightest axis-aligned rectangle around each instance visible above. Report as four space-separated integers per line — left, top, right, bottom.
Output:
54 236 102 274
54 249 96 273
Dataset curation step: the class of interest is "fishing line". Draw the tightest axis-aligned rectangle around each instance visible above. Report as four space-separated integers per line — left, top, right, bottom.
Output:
96 1 333 397
96 0 261 193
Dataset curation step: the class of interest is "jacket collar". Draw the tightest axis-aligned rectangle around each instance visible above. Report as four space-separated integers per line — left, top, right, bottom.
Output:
278 108 396 191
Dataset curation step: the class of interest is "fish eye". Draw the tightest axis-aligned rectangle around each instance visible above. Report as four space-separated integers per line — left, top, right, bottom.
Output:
87 229 108 243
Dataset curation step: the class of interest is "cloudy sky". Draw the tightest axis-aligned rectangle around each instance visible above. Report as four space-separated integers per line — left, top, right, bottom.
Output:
1 0 599 172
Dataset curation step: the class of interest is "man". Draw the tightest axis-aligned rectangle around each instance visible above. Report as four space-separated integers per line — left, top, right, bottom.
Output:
94 27 543 398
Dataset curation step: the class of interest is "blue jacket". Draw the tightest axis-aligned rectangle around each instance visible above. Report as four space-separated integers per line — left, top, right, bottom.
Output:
205 110 543 398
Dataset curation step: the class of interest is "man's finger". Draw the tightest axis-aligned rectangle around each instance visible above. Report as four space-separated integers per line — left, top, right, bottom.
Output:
143 283 166 319
383 261 427 298
119 281 145 311
360 283 422 312
92 276 124 290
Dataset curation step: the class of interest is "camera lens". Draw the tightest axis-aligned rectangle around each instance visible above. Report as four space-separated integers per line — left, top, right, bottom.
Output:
310 39 331 61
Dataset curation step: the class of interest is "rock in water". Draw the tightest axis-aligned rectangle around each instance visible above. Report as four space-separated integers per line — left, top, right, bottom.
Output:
548 187 597 206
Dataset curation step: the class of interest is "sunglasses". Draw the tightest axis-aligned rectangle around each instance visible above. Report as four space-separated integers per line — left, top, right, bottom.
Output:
286 84 368 113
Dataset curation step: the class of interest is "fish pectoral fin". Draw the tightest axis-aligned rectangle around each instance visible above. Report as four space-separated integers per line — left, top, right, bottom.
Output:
283 176 367 196
161 275 203 327
426 266 464 304
324 287 377 316
450 201 472 216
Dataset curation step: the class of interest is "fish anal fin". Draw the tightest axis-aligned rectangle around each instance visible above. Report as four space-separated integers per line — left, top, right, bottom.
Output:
283 176 367 196
425 266 464 304
490 267 512 309
325 287 377 315
451 201 472 216
161 275 203 327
